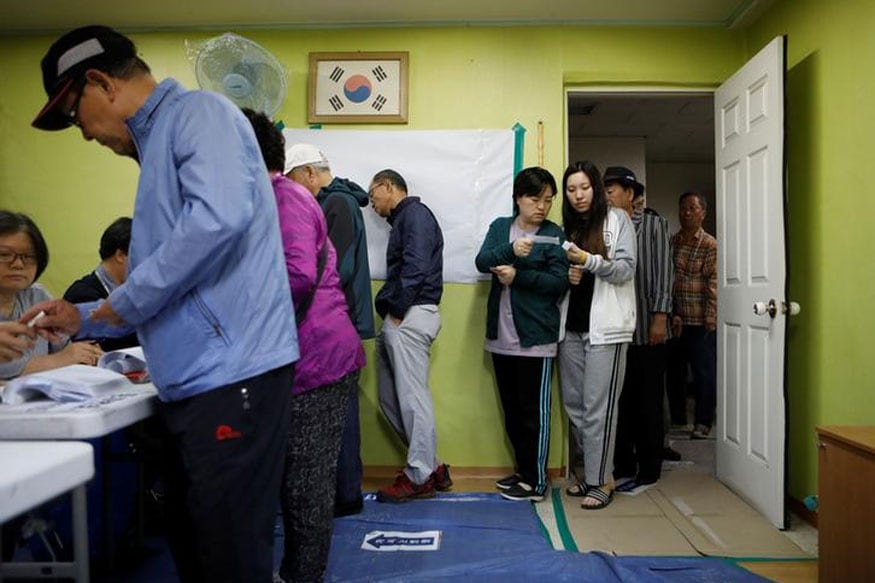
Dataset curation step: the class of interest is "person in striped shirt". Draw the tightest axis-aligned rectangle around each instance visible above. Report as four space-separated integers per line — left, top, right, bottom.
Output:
668 192 717 439
604 167 674 488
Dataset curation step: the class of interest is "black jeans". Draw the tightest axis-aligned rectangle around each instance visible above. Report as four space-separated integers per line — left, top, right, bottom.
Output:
334 382 364 510
159 364 294 583
667 326 716 428
614 344 667 483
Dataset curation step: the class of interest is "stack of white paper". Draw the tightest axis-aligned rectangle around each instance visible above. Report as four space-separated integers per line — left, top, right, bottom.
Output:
1 365 131 405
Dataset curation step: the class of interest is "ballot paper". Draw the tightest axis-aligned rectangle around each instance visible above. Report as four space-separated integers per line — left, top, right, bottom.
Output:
98 346 147 375
528 235 560 245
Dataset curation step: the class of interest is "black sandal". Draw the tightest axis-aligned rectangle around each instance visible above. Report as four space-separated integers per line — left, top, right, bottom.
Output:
580 485 614 510
565 482 587 497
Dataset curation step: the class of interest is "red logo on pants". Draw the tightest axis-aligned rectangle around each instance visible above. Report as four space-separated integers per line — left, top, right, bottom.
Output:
215 424 243 441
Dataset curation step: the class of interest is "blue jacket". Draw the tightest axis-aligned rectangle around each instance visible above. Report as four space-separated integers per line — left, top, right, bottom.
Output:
374 196 443 320
317 177 375 339
79 79 299 402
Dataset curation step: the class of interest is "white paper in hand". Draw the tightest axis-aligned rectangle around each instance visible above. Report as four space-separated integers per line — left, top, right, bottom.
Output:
528 235 560 245
98 346 147 375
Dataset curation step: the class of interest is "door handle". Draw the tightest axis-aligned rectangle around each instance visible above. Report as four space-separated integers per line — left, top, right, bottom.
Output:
783 301 801 315
753 299 778 318
753 299 801 318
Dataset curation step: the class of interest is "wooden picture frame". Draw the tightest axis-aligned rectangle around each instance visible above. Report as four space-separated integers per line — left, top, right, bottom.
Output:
308 51 409 124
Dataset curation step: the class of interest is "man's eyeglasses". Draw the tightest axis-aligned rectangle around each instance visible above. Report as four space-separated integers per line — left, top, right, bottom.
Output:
0 250 38 266
62 78 87 127
368 182 387 197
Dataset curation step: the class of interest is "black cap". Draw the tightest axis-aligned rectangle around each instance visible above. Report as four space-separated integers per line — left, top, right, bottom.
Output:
32 25 137 131
603 166 645 198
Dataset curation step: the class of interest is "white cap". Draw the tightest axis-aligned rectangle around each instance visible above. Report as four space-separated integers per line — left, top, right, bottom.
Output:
284 143 329 175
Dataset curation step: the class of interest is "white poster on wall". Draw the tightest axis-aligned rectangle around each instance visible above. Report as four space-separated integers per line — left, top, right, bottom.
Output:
282 129 515 283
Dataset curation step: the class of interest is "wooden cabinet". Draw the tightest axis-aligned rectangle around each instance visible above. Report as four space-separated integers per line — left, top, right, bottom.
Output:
817 426 875 582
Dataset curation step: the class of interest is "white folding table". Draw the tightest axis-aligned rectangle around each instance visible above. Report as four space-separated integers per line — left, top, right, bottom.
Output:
0 441 95 582
0 385 158 440
0 384 159 575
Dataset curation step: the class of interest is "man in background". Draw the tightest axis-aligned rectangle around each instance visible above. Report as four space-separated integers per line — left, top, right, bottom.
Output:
368 169 450 503
604 166 673 488
668 192 717 439
27 25 298 582
285 143 375 515
64 217 138 350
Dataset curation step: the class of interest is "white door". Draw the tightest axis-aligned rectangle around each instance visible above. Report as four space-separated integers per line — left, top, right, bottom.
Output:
714 36 789 529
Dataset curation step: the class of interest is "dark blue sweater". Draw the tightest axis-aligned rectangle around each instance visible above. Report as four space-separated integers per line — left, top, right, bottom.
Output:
374 196 444 319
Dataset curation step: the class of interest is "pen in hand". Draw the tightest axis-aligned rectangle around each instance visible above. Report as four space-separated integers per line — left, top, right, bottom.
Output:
26 310 46 328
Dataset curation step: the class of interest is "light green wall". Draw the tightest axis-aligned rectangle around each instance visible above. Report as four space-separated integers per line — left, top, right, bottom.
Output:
0 26 741 473
745 0 875 502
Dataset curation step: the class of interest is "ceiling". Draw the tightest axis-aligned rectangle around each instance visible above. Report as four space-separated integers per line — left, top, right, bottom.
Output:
569 93 715 163
0 0 774 35
2 1 743 163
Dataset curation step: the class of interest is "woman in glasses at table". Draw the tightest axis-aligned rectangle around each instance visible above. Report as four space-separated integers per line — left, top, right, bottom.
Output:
0 211 103 379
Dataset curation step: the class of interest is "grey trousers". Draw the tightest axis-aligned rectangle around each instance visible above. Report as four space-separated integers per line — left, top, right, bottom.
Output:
376 304 442 484
559 331 628 486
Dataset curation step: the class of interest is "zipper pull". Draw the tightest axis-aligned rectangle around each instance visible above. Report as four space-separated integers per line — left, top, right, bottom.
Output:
241 387 251 411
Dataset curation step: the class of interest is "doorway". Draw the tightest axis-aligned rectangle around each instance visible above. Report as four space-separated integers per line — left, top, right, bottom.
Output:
565 89 718 474
566 90 716 236
564 38 793 535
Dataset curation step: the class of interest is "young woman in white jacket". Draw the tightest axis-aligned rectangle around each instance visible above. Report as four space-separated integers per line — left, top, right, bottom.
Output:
558 161 637 510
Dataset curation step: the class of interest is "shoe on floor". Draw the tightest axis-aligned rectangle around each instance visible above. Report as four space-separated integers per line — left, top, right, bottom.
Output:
662 446 682 461
431 463 453 491
500 481 544 502
690 424 711 439
612 471 638 488
495 473 522 490
565 482 588 497
334 495 364 517
581 485 614 510
376 472 435 503
635 475 659 486
615 479 640 493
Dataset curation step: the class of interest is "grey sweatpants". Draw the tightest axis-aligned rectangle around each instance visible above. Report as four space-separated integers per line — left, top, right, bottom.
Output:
558 331 628 486
376 304 442 485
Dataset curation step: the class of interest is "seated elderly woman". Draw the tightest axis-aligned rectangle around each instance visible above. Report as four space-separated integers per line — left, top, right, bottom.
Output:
0 211 103 379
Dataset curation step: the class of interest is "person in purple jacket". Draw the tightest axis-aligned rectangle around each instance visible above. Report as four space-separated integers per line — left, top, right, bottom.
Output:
242 109 366 583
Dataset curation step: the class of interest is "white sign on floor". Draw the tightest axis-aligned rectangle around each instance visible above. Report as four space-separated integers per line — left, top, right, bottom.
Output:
361 530 442 552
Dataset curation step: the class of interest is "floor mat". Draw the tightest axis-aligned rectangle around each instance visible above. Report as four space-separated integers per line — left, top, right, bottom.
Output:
544 472 812 559
326 492 770 582
326 492 553 580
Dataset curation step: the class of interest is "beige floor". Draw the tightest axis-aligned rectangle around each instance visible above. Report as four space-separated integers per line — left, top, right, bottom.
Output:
364 435 818 582
365 473 817 582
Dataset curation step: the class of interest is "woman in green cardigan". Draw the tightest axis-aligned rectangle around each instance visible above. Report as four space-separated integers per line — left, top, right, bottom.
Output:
475 166 569 502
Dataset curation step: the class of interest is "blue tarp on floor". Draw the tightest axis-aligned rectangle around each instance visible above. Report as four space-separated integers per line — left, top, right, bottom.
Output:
325 492 768 582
